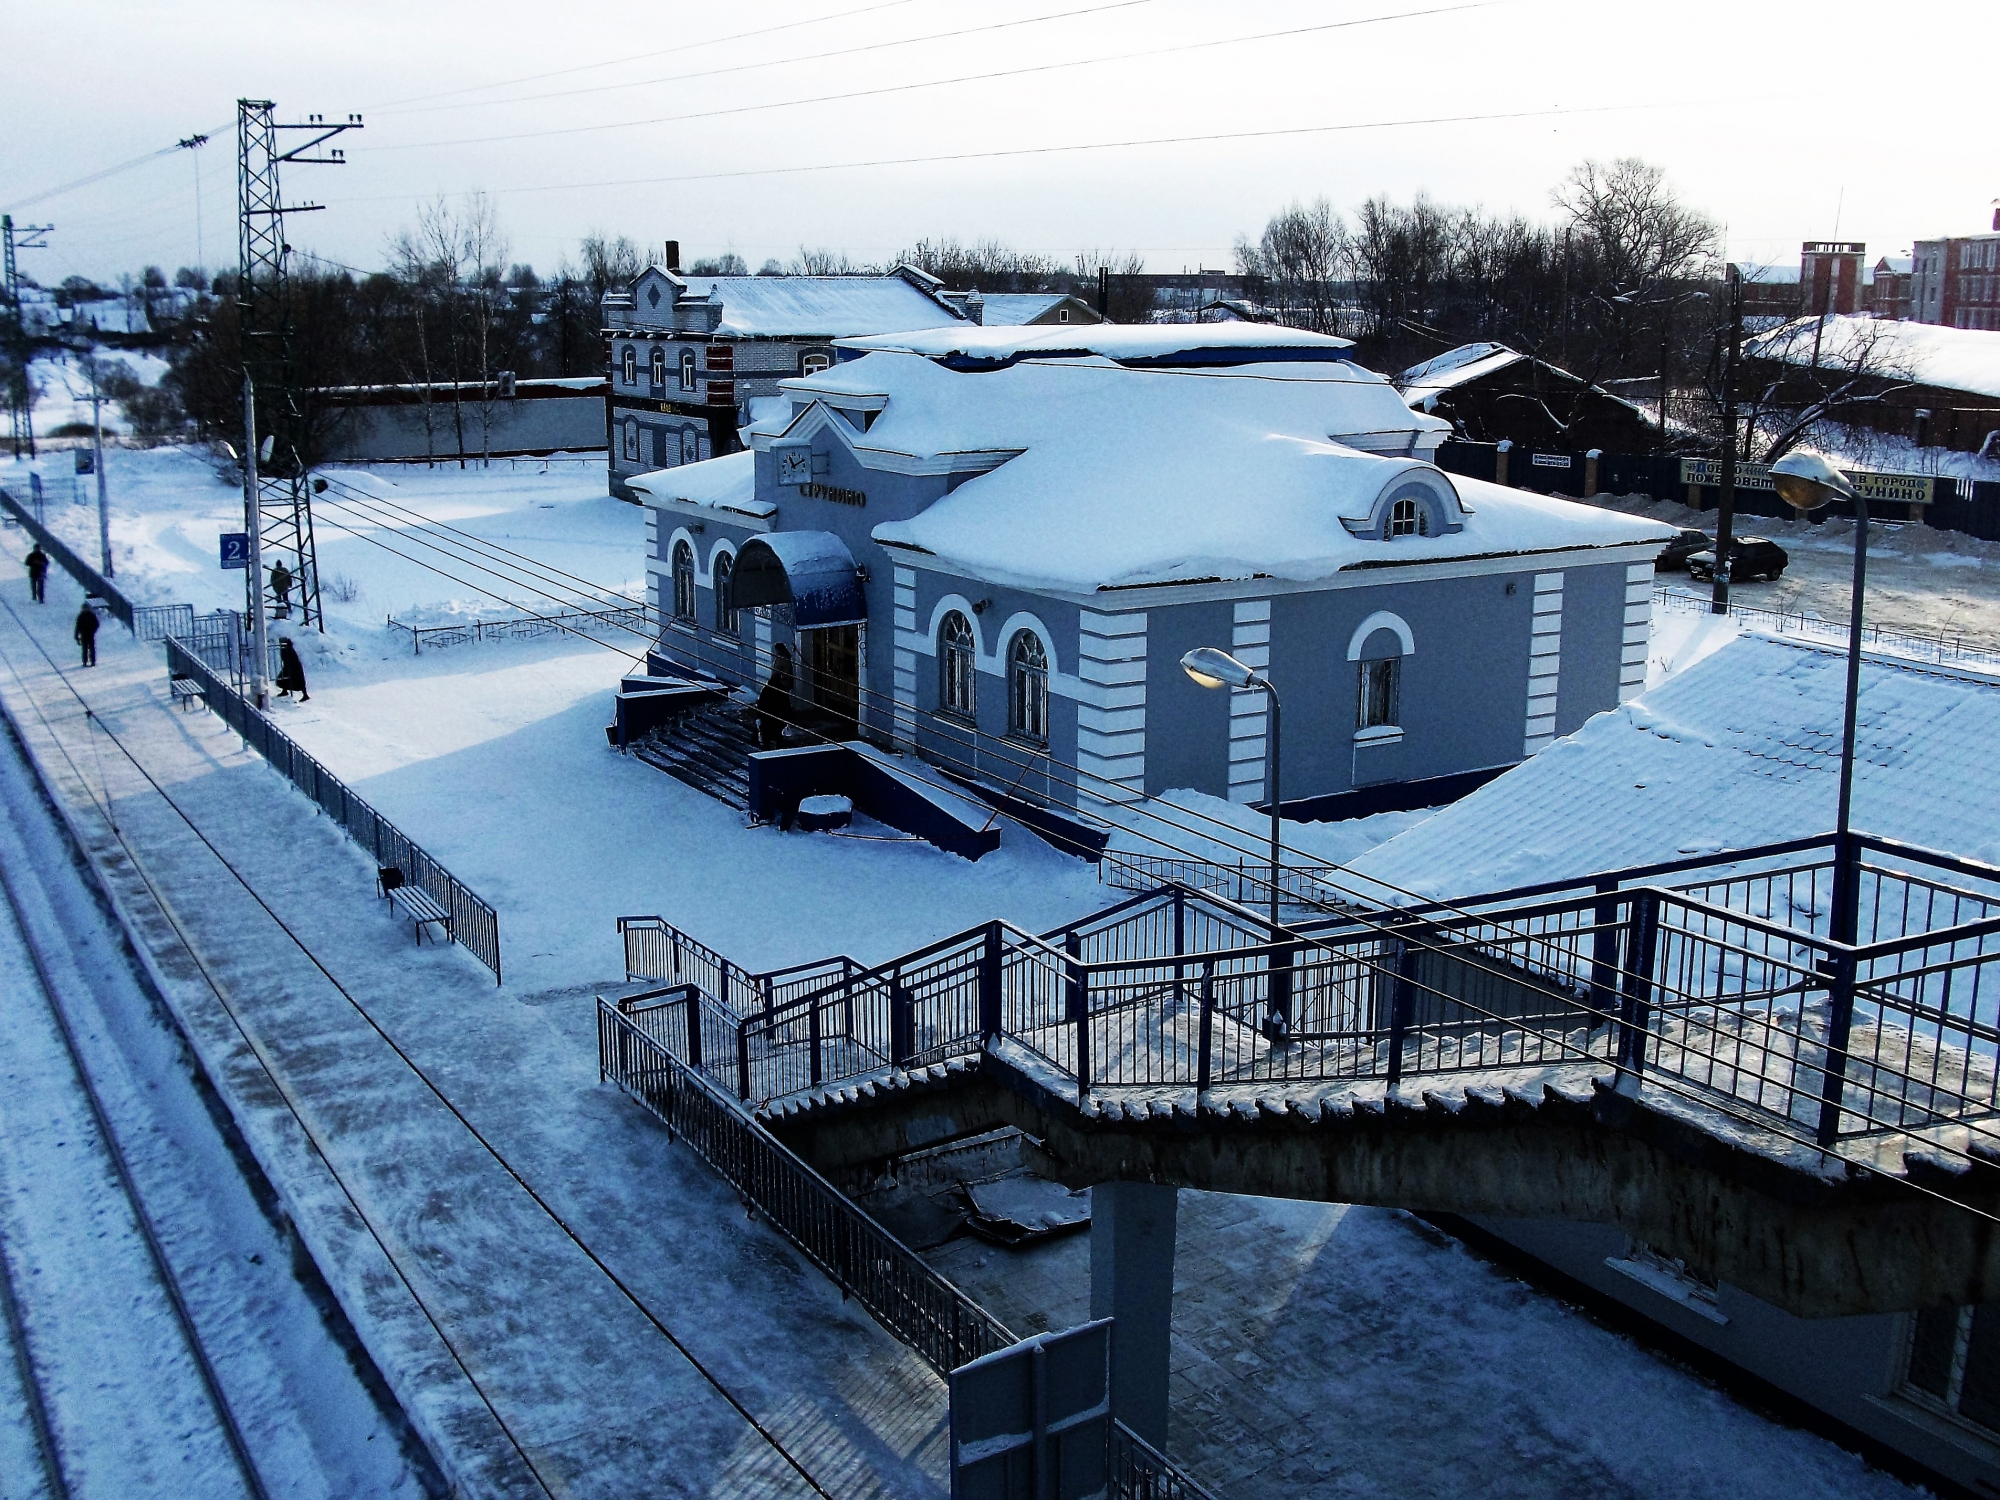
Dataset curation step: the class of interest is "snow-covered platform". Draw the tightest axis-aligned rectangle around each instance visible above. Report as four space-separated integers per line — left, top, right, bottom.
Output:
0 552 957 1496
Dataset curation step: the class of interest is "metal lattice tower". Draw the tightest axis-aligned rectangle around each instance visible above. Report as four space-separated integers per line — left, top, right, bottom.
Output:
4 215 54 460
236 99 360 631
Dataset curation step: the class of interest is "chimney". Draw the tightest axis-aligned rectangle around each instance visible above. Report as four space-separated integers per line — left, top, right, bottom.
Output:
664 240 680 272
965 287 984 326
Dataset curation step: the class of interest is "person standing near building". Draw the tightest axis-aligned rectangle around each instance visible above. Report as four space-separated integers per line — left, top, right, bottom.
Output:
269 560 294 620
74 601 99 667
753 643 794 750
274 636 309 702
25 544 49 603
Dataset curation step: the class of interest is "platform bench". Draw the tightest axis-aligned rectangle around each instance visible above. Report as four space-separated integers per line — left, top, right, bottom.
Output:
169 674 204 710
378 866 452 946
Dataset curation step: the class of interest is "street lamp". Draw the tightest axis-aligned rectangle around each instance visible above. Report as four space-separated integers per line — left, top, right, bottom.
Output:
1181 646 1291 1040
1770 450 1866 944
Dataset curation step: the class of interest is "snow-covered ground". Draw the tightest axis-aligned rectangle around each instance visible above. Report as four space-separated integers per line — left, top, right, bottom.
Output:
18 346 174 439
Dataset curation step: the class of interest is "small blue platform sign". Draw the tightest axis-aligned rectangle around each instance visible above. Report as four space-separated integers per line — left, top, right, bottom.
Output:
220 532 250 570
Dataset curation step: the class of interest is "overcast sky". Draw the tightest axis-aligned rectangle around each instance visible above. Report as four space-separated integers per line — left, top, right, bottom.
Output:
7 0 1994 287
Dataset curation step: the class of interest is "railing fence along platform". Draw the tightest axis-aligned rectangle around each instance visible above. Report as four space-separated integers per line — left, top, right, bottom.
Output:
385 603 653 655
0 483 134 628
596 988 1218 1500
166 637 502 982
1653 586 2000 673
614 834 2000 1162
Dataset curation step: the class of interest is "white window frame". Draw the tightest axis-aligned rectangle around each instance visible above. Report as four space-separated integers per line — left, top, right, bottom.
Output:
1007 629 1050 745
649 346 666 387
679 350 697 391
939 611 977 721
621 345 637 386
671 539 696 622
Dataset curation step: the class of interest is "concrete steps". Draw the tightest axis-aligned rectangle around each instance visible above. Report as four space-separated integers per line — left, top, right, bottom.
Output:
631 700 757 810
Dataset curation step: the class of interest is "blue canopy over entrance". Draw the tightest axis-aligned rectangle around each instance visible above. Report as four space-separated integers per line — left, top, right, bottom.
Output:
732 531 866 628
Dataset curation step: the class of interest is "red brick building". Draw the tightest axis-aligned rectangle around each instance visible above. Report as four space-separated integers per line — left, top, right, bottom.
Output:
1799 240 1865 315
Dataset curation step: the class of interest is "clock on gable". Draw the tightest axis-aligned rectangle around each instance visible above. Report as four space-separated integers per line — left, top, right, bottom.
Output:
776 446 812 486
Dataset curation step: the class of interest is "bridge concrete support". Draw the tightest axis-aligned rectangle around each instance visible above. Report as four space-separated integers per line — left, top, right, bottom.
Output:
1090 1181 1178 1448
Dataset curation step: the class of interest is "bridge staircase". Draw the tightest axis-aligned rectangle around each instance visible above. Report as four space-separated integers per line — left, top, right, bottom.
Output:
601 833 2000 1317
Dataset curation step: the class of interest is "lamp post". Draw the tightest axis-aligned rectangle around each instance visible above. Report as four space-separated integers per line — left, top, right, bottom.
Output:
1181 646 1291 1039
1770 450 1866 944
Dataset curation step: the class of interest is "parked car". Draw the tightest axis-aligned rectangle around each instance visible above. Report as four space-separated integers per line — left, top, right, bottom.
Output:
1655 528 1712 572
1687 536 1789 583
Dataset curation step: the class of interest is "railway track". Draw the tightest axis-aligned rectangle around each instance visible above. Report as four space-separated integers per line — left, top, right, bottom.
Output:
0 720 440 1500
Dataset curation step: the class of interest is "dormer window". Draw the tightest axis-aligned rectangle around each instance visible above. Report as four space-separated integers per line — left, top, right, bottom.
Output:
621 345 637 386
679 350 697 391
801 352 831 376
1390 497 1429 537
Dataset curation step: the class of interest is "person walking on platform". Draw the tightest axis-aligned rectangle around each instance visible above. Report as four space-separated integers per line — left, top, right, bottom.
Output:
270 559 294 620
275 636 310 702
74 602 99 667
25 544 48 603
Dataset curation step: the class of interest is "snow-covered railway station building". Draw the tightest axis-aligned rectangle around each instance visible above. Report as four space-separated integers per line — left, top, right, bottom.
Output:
629 326 1674 821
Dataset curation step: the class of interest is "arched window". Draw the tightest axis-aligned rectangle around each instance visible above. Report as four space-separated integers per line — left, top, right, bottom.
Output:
713 552 739 635
681 430 699 465
679 350 697 391
649 346 666 387
1008 630 1049 743
801 351 831 376
939 611 976 719
621 345 637 386
622 421 639 462
671 539 696 622
1389 497 1429 537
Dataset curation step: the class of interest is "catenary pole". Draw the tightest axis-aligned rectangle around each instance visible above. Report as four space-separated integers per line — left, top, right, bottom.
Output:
242 373 270 707
1711 264 1742 612
88 364 112 577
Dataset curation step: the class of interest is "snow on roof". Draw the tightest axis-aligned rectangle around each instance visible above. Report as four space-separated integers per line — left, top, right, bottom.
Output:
1345 634 2000 902
834 321 1355 366
1745 314 2000 401
671 275 961 338
755 351 1669 594
1398 342 1517 388
627 450 773 518
974 293 1081 325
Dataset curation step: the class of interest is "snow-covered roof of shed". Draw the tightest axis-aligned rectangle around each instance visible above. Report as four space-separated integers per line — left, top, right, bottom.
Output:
752 351 1670 594
833 321 1354 366
1345 634 2000 902
975 293 1080 325
1744 314 2000 401
627 450 772 518
669 275 961 337
1399 342 1519 388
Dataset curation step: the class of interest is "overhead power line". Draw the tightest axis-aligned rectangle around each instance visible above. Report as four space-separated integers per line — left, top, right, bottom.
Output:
372 0 1160 118
375 2 1493 154
3 120 233 214
336 101 1652 207
367 0 930 111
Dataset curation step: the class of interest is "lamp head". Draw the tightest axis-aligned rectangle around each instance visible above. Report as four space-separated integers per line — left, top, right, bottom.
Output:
1770 450 1857 514
1181 646 1260 691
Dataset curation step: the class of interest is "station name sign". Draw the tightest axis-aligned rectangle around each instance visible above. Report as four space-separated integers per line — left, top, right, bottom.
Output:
801 481 866 507
1679 458 1934 507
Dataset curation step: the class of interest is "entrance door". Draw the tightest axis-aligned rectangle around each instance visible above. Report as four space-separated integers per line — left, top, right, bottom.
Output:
806 624 860 731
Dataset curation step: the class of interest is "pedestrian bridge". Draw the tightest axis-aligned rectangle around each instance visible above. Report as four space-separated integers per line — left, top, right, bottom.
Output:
599 832 2000 1321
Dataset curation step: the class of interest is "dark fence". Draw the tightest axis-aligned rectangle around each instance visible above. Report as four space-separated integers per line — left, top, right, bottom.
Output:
1435 441 2000 542
166 636 503 982
134 602 195 642
385 603 652 655
0 484 134 627
598 991 1014 1374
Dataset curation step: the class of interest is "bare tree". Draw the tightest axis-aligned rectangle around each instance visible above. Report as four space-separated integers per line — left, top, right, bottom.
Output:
1070 249 1150 322
1233 199 1345 334
1740 316 1919 462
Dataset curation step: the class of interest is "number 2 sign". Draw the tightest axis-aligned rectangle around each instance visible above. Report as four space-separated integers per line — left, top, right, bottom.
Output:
219 532 250 570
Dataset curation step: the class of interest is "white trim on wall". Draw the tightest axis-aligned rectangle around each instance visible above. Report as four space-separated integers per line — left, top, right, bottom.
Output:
1345 609 1417 661
1524 571 1564 755
1620 561 1653 704
1228 599 1271 805
706 536 737 587
1076 610 1147 805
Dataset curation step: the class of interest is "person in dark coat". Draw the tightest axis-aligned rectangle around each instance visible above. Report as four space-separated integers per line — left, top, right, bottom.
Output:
25 544 49 603
269 560 294 620
274 636 309 702
754 644 794 750
73 602 99 667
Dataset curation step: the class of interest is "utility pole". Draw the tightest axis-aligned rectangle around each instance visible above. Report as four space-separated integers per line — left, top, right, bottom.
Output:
87 361 112 578
4 215 55 459
1711 264 1743 614
237 98 361 634
242 374 270 707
